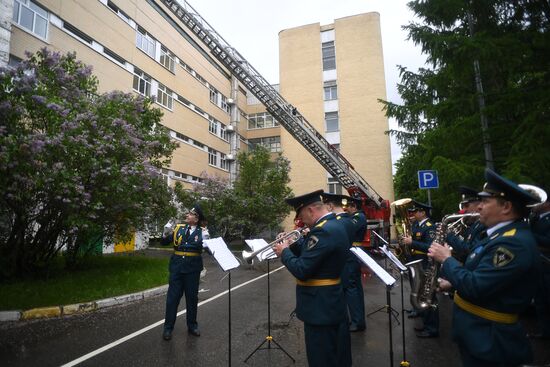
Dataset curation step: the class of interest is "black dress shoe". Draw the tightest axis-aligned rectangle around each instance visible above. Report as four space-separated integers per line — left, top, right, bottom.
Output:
188 328 201 337
407 311 419 319
416 330 438 338
162 329 172 341
349 324 366 332
413 326 425 332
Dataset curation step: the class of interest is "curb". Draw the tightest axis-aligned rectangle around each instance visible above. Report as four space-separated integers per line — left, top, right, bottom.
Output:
0 284 169 322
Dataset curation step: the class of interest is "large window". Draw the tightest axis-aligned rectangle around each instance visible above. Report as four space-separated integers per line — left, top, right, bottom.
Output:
13 0 49 39
157 84 173 109
136 26 156 58
248 112 279 129
208 118 229 141
249 136 281 152
322 41 336 71
325 112 339 132
209 86 218 104
220 153 230 170
160 46 175 72
132 68 151 97
324 81 338 100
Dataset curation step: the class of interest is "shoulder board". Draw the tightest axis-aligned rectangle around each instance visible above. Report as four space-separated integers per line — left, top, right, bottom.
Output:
316 220 328 228
426 222 433 227
174 224 184 232
503 229 516 237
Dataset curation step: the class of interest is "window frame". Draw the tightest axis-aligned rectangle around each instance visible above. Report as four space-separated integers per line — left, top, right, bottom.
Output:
325 111 339 132
136 26 156 59
132 68 152 97
322 41 336 71
12 0 49 40
157 83 174 110
160 46 175 73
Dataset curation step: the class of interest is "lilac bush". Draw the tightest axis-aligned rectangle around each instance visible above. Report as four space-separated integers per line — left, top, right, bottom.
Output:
0 49 177 277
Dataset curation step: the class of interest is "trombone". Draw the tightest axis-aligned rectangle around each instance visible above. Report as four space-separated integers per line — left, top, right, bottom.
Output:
242 230 303 264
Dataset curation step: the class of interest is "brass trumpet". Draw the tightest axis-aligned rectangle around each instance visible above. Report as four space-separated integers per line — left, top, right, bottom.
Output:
242 230 303 264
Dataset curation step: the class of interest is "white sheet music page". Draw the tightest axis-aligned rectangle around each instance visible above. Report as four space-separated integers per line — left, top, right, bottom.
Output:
350 247 396 286
244 239 277 261
203 237 239 271
380 245 408 272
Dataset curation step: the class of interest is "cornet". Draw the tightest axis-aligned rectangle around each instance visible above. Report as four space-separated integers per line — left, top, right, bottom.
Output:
242 230 303 264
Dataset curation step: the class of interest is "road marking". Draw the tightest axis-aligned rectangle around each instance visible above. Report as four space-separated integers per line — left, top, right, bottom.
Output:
60 265 286 367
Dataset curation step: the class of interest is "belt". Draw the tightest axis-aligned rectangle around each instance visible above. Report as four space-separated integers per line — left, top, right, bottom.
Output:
411 249 426 255
352 242 363 247
174 251 201 256
454 292 518 324
296 278 341 286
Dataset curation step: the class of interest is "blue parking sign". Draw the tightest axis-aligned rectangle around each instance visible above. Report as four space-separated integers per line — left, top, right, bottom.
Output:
418 170 439 189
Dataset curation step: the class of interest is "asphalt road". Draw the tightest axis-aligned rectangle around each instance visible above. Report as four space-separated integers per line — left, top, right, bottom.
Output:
1 251 549 367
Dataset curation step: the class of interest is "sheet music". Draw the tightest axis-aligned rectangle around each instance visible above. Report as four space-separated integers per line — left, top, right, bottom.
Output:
244 239 277 261
380 245 408 272
350 247 396 286
203 237 240 271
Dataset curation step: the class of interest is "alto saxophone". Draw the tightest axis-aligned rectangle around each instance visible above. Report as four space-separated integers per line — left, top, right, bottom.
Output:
413 213 480 310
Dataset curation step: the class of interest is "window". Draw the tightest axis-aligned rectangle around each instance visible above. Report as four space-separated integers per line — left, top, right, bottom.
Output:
328 177 343 195
157 84 173 109
208 118 229 141
136 26 156 58
13 0 49 39
107 0 130 23
248 112 279 129
209 118 218 135
160 46 175 72
208 148 218 166
219 124 228 141
220 95 230 113
322 41 336 71
209 86 218 104
220 153 229 170
132 68 151 97
324 81 338 100
249 136 281 153
325 112 339 132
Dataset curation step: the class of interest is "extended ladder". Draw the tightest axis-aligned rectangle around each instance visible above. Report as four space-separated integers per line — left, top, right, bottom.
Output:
161 0 385 208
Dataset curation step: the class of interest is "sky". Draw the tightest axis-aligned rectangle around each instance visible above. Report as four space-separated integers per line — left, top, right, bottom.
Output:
185 0 427 173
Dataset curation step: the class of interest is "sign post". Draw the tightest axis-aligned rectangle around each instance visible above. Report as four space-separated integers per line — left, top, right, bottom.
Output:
417 170 439 207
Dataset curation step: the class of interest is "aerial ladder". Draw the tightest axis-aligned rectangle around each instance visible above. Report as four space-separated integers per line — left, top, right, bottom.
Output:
160 0 391 244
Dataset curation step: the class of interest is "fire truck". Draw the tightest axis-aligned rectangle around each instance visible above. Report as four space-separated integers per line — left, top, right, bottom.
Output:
160 0 391 246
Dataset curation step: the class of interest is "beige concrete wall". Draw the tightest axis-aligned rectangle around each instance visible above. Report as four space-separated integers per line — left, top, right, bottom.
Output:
279 23 327 198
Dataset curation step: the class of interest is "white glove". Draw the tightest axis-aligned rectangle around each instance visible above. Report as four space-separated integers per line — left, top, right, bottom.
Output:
163 220 174 237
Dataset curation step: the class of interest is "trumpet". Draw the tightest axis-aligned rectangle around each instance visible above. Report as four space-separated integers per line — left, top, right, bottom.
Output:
242 230 303 264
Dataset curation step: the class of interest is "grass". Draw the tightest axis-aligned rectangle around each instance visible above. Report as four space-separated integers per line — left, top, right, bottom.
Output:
0 253 169 311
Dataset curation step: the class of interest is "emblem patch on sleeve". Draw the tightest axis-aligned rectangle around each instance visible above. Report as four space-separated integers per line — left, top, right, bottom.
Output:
493 247 515 267
307 235 319 250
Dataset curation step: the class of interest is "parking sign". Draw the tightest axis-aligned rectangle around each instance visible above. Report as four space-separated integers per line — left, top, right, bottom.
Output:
418 170 439 189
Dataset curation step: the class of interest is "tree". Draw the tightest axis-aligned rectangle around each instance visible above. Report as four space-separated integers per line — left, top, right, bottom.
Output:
0 49 177 278
173 146 293 242
383 0 550 213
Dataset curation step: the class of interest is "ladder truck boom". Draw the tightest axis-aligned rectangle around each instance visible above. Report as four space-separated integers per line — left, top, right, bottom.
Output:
161 0 390 232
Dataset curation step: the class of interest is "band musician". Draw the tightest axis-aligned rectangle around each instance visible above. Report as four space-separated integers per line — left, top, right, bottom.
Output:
273 190 351 367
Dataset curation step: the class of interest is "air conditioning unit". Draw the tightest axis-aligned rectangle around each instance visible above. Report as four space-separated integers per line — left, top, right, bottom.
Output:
226 98 235 105
226 125 235 131
226 154 235 161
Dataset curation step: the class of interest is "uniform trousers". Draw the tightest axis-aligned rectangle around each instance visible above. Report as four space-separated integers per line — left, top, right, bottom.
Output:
304 320 351 367
164 270 200 331
459 346 522 367
342 258 366 328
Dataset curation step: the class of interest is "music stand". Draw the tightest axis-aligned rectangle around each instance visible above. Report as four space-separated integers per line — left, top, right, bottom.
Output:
203 238 240 367
372 231 412 367
351 247 397 367
243 239 295 363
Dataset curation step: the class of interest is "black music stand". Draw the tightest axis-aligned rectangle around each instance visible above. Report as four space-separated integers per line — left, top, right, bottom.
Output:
372 231 412 367
244 258 295 363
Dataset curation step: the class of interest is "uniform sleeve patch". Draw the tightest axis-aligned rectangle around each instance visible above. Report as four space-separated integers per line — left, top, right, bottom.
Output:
493 247 515 267
503 229 516 237
307 235 319 250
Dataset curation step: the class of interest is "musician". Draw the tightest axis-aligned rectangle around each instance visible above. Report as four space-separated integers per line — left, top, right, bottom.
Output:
529 192 550 340
446 186 486 261
273 190 351 367
162 204 209 340
429 169 540 367
323 193 366 333
402 200 439 337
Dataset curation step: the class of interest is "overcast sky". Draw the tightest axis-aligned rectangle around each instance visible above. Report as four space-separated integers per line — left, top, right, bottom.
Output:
186 0 427 172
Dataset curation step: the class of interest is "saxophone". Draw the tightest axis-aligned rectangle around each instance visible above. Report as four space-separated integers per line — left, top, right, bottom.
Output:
414 213 480 310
